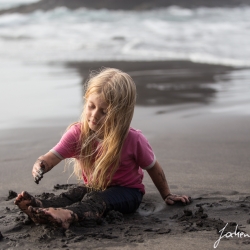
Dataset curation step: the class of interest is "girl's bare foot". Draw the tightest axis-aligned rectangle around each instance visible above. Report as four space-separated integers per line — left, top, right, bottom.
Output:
28 207 78 229
14 191 43 219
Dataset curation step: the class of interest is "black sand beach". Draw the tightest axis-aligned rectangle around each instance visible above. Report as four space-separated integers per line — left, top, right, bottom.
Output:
0 60 250 249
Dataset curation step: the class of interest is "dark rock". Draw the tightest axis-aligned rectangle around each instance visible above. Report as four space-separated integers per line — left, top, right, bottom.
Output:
0 231 3 240
157 228 171 234
6 190 17 201
184 209 193 216
23 217 33 225
201 213 208 219
196 221 203 227
54 184 75 190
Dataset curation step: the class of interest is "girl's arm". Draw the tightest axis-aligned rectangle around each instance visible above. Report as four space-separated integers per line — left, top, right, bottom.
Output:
146 160 190 205
32 151 62 179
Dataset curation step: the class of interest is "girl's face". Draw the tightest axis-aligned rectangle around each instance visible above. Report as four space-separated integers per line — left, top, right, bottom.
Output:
85 93 108 133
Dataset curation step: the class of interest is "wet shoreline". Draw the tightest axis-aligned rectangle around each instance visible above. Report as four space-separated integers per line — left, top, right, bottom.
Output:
65 60 237 106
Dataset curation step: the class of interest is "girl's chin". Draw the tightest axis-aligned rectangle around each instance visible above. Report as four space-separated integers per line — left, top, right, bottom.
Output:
88 123 100 132
89 126 97 132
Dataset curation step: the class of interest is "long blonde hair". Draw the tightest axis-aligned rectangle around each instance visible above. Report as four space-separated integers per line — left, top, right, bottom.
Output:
71 68 136 190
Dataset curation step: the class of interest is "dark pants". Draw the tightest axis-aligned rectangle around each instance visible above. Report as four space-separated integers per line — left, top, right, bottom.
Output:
40 185 143 221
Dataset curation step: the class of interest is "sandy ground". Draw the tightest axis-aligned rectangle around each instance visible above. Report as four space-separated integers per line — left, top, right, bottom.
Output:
0 60 250 249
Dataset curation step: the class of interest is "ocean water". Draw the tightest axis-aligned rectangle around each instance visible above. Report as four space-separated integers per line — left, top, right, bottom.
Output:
1 5 250 65
0 1 250 129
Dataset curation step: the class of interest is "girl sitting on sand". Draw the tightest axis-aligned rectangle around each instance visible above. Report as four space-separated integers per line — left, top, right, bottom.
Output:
15 68 191 229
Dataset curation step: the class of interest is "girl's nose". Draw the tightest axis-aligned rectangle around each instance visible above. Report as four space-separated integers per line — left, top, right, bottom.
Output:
92 109 100 119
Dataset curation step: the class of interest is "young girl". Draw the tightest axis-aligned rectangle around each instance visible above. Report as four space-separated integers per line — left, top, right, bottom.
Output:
15 68 191 229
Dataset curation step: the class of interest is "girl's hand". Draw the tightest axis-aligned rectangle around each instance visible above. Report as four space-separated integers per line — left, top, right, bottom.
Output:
31 152 62 184
164 193 191 205
32 159 47 184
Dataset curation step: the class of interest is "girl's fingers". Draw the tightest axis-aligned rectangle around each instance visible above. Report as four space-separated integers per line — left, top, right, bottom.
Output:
32 166 40 177
32 165 45 184
165 194 192 205
32 164 45 177
178 195 190 203
166 199 175 205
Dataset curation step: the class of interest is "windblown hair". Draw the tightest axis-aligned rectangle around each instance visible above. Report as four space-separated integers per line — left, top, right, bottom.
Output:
70 68 136 190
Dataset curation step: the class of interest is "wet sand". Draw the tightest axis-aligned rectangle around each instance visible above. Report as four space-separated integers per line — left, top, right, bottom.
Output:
0 60 250 249
66 60 236 106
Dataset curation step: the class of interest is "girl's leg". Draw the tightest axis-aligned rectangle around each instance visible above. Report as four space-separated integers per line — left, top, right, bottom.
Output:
41 185 89 208
97 186 143 214
21 186 143 229
14 185 88 217
65 186 143 221
23 190 107 229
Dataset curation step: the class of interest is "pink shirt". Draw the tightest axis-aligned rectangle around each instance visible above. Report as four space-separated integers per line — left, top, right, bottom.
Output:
50 123 156 193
